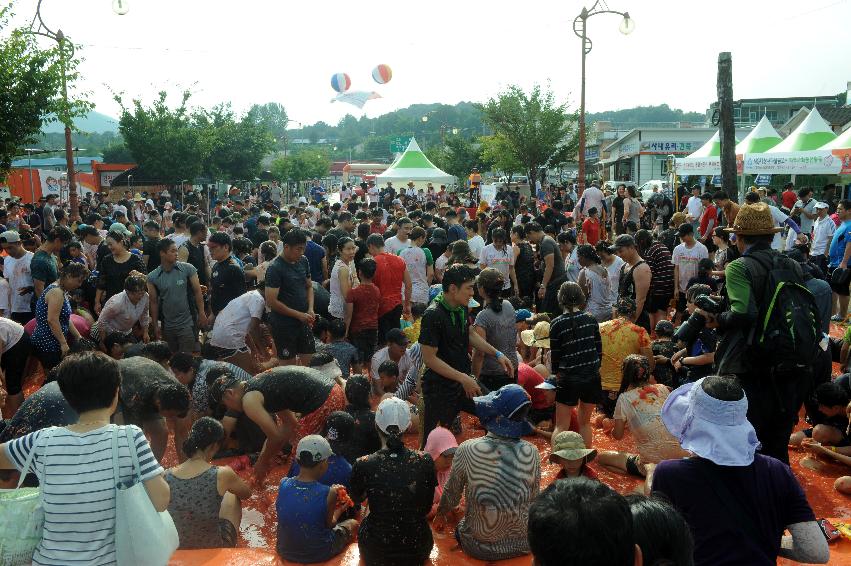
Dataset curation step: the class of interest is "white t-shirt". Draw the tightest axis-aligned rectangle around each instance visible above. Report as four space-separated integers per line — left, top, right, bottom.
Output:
0 316 25 352
686 195 704 220
467 234 485 259
794 199 817 234
399 246 430 304
479 244 514 289
672 241 709 292
370 346 413 383
166 232 189 249
812 216 836 256
578 186 604 216
605 255 626 304
2 252 33 314
209 290 266 349
435 253 450 277
384 236 411 256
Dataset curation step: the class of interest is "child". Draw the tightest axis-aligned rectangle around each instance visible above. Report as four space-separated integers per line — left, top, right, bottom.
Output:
66 241 88 266
686 258 718 293
550 430 598 480
423 426 458 517
345 258 380 363
581 207 601 246
401 302 427 344
128 234 144 257
650 320 678 387
791 382 851 452
343 375 381 460
321 319 360 380
276 435 358 563
671 284 716 384
376 360 400 396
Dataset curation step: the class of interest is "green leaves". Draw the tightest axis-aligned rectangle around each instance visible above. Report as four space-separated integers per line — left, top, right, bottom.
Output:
115 92 275 183
478 84 578 186
270 150 330 183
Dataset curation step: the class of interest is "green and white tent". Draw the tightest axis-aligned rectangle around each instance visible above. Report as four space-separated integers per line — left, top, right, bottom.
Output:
674 130 738 174
688 130 725 158
768 108 837 153
735 116 782 154
375 138 454 187
821 127 851 151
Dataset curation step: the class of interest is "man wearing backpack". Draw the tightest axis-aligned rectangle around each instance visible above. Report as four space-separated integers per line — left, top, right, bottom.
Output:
698 203 821 464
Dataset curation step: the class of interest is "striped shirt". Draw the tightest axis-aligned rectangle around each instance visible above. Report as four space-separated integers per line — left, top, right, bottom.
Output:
643 243 675 299
4 424 163 565
549 311 602 380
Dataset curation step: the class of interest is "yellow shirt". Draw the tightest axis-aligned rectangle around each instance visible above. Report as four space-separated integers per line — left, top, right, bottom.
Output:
599 318 651 391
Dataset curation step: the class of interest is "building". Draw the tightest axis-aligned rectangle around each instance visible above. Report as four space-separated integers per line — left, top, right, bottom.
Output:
599 127 751 185
10 155 102 173
706 82 850 129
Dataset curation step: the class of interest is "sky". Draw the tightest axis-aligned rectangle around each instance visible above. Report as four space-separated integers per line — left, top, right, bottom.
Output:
7 0 851 128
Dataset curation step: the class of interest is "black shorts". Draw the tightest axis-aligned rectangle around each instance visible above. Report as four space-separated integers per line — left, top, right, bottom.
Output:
480 373 514 394
556 376 603 406
1 333 31 395
270 322 315 360
350 329 378 363
648 294 673 313
830 267 851 296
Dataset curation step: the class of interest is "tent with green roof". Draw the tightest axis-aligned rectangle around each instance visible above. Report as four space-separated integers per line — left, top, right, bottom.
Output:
375 138 454 187
688 131 725 158
820 127 851 151
768 108 836 153
735 116 782 154
674 130 738 174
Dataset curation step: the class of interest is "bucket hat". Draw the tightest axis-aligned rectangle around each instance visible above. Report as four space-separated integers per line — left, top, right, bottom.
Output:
550 431 597 462
521 321 550 348
661 377 760 466
723 203 782 235
474 384 534 438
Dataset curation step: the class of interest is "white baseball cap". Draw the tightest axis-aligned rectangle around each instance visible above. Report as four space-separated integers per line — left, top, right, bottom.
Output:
375 397 412 434
814 201 829 210
296 435 333 465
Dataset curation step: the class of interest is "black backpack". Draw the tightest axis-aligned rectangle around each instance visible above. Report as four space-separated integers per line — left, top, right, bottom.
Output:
742 252 821 377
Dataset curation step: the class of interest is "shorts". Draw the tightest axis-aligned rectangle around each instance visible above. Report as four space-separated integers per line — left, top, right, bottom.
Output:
202 343 248 360
802 426 851 447
1 332 30 395
10 311 33 326
648 294 673 313
271 322 315 360
350 329 377 363
480 373 514 393
830 267 851 296
378 305 403 344
163 326 197 354
219 518 238 547
556 375 603 406
625 454 646 477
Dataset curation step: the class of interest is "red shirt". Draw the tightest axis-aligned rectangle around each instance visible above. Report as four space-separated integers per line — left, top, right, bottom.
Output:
782 190 797 210
372 252 407 316
346 282 380 333
369 221 386 235
699 204 718 239
582 217 601 246
517 363 550 409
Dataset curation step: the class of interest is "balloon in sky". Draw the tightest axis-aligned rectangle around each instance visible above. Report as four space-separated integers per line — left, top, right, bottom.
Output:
330 73 351 93
372 64 392 84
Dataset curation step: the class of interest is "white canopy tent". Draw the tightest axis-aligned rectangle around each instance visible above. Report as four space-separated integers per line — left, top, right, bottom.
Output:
374 138 455 188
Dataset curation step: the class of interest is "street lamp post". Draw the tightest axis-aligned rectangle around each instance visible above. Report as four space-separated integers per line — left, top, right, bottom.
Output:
573 2 634 194
24 0 127 219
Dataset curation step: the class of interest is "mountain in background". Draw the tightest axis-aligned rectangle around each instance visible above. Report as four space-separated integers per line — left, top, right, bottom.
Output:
586 104 705 124
41 110 119 134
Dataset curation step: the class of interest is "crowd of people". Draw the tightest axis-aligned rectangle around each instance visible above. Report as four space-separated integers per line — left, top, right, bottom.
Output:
0 177 845 565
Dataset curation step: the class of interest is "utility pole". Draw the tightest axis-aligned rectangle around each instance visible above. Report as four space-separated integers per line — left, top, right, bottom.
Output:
717 52 738 202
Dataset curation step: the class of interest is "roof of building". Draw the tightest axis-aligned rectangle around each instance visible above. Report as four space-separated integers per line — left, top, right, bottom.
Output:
110 166 169 187
818 106 851 127
11 156 102 168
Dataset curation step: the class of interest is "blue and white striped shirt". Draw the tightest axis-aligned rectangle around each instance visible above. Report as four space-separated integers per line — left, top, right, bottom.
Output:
4 424 163 565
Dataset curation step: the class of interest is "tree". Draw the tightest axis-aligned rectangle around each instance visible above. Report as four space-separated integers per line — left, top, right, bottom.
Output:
194 103 274 180
246 102 288 149
0 5 88 177
115 90 205 183
424 135 483 182
479 84 577 190
270 150 330 183
101 141 134 164
479 134 523 180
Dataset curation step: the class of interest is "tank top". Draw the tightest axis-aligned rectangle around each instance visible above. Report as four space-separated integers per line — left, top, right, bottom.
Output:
31 283 70 353
165 467 225 549
628 199 642 223
182 240 209 286
328 259 356 319
514 242 534 282
583 266 612 318
619 260 649 312
276 479 335 562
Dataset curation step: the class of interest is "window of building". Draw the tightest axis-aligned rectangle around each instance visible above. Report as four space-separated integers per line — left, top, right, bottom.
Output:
749 111 758 123
766 110 778 121
733 108 741 119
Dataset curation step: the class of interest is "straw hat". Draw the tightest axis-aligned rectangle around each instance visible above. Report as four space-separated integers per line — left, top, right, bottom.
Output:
521 321 550 348
133 192 144 201
724 203 782 235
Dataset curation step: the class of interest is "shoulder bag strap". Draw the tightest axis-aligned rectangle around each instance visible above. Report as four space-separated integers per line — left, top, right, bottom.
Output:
111 424 121 486
692 459 761 542
123 425 142 481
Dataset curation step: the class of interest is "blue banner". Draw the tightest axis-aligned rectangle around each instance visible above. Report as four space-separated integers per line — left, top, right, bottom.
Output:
754 174 772 186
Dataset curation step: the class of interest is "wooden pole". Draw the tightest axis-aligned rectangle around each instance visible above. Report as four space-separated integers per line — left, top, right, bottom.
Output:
717 52 738 202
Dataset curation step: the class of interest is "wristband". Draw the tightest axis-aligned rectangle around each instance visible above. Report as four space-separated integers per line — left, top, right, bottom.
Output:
495 351 504 359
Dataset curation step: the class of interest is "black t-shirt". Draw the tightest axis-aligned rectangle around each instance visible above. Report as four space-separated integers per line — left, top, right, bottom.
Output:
345 405 382 460
210 258 246 314
245 366 334 415
95 241 111 272
119 356 183 423
143 237 161 272
265 255 311 327
419 300 471 384
97 253 147 302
